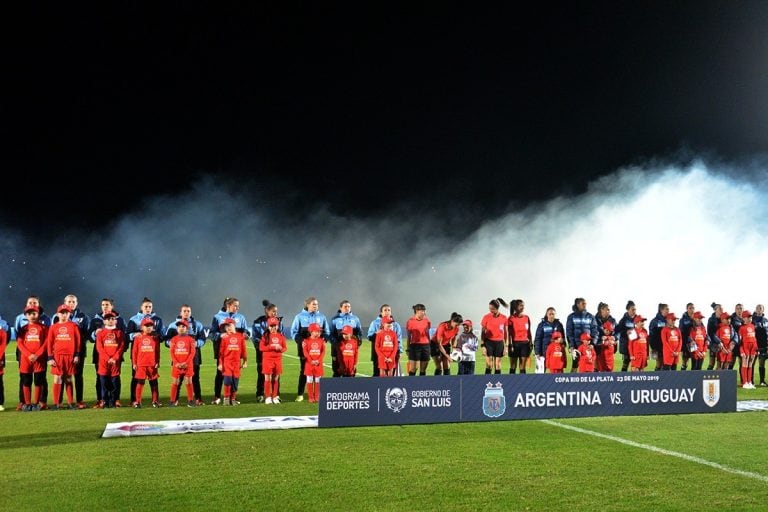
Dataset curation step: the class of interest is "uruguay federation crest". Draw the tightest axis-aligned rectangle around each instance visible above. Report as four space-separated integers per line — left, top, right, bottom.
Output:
483 382 506 418
703 378 720 408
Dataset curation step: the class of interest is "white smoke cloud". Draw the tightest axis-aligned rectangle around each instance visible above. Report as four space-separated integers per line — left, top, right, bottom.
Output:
2 160 767 332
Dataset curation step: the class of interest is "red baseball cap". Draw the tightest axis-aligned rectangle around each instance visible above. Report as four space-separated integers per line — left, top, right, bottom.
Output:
551 331 563 340
140 318 155 327
308 323 322 333
720 313 730 320
633 315 646 323
24 305 39 314
57 304 72 314
220 317 236 330
693 311 705 319
602 321 613 331
665 313 678 321
462 319 473 327
267 317 279 327
176 319 190 328
341 325 353 335
104 311 117 319
580 332 591 341
742 310 752 318
381 316 393 324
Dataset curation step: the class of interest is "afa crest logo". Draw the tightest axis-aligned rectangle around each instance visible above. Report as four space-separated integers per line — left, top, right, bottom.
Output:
385 387 408 413
483 382 506 418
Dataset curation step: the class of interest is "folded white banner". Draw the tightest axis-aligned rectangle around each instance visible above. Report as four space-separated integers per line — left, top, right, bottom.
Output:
102 415 318 438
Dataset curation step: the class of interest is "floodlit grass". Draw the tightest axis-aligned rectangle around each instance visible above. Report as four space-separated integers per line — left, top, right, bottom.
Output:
2 343 768 511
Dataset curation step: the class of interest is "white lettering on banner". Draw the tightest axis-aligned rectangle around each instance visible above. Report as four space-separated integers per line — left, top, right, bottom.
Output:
325 391 370 410
630 388 696 404
513 391 602 408
410 389 452 408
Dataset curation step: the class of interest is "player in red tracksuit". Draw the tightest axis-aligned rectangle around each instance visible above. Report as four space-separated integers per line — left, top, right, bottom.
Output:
338 325 359 377
218 318 247 405
302 323 326 403
661 312 682 370
375 316 399 376
18 306 49 411
0 325 7 411
260 317 286 404
95 311 125 408
132 318 161 408
577 332 595 372
738 311 757 388
688 311 709 371
545 331 567 373
629 315 649 371
715 313 734 370
46 304 82 409
168 320 197 406
597 320 616 372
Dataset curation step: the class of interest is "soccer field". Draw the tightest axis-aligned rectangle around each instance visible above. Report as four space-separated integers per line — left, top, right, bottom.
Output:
2 343 768 511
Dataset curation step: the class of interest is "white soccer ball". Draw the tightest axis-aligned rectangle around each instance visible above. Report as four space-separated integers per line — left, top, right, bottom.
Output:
450 349 463 362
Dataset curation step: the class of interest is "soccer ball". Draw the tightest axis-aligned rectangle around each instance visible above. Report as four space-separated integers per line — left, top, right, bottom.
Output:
450 349 463 362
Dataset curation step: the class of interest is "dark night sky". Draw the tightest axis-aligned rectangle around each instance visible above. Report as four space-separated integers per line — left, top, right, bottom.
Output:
4 2 768 232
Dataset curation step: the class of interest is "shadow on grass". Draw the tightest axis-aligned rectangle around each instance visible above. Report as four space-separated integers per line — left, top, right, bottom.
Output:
0 429 104 449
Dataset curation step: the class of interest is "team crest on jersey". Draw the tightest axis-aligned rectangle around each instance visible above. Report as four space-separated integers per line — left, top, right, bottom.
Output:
483 382 506 418
703 377 720 408
385 387 408 413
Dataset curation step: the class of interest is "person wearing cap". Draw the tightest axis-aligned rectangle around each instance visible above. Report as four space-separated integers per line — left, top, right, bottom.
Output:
566 298 598 373
167 320 197 406
45 304 82 409
706 303 724 371
95 310 125 408
615 301 637 372
375 316 399 377
132 317 161 408
17 305 49 411
432 312 463 376
752 304 768 387
218 318 248 406
456 319 479 375
481 298 509 375
210 297 251 405
367 304 403 377
728 304 745 371
51 295 90 408
545 331 567 373
507 300 533 374
629 315 649 371
688 311 709 371
714 312 734 370
534 307 565 375
13 296 52 410
126 297 165 405
577 332 596 373
259 316 287 404
406 303 432 376
648 303 670 371
678 302 696 371
89 299 127 406
252 300 287 402
329 300 363 378
737 310 757 388
290 297 329 401
660 312 682 370
593 302 616 373
302 323 326 403
165 304 207 405
338 325 359 377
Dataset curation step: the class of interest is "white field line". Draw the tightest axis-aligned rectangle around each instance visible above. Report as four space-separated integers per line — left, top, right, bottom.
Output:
541 419 768 483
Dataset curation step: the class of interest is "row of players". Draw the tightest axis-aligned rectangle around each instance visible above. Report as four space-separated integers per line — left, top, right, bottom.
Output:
0 295 763 411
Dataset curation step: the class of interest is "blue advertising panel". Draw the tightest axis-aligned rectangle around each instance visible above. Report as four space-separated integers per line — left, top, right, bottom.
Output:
318 370 736 428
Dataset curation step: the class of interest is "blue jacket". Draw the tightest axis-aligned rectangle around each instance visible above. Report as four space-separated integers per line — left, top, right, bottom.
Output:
754 313 768 351
729 313 744 348
330 310 363 346
290 309 330 345
648 312 666 352
566 310 597 350
533 317 565 356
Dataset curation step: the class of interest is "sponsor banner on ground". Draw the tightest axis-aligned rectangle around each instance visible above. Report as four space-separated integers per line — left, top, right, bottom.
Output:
102 415 318 438
318 371 736 428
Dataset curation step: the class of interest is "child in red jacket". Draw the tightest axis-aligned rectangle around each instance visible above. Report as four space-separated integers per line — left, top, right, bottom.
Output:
46 304 82 409
18 306 48 411
95 311 125 408
545 331 567 373
375 316 399 376
132 318 160 408
577 332 595 372
338 325 359 377
260 317 286 404
218 318 247 405
168 320 196 406
688 312 708 371
597 321 616 372
629 315 649 371
302 323 325 403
